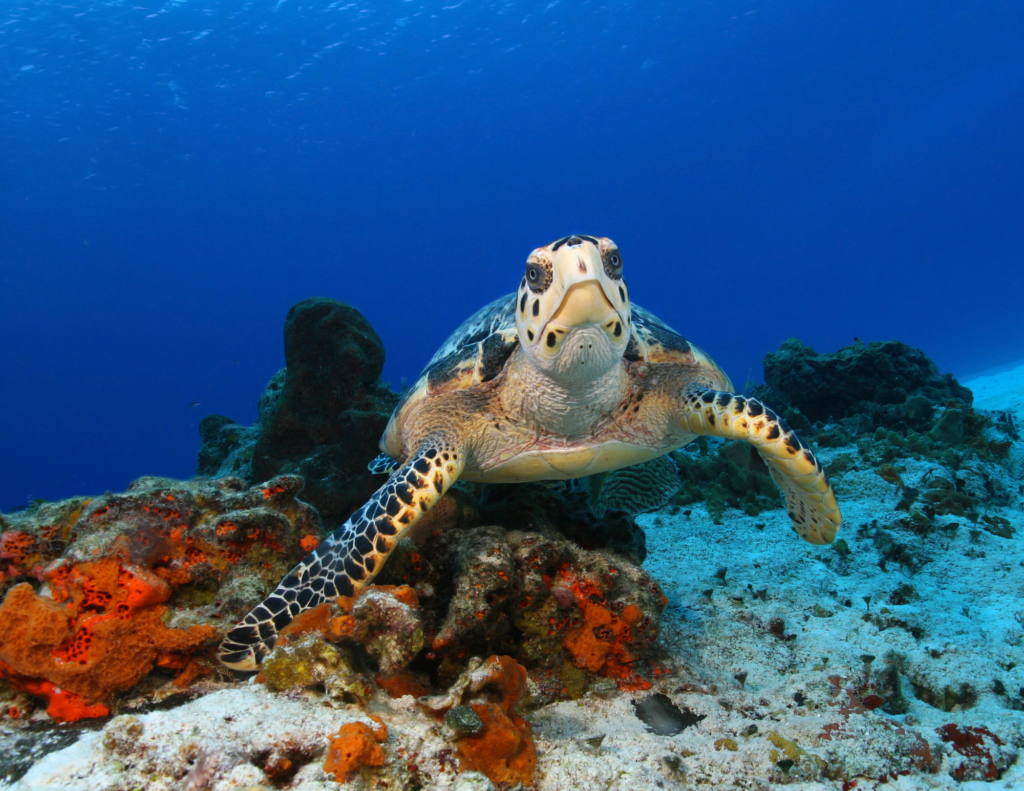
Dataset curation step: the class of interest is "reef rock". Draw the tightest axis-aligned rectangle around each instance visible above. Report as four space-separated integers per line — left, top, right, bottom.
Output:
376 505 667 698
747 338 1020 467
0 474 323 719
756 338 972 427
197 298 399 528
473 481 649 563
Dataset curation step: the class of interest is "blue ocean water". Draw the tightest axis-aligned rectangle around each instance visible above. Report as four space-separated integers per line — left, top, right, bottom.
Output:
1 1 1022 511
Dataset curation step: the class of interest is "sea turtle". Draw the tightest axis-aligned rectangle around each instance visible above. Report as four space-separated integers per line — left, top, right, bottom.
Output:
219 235 842 670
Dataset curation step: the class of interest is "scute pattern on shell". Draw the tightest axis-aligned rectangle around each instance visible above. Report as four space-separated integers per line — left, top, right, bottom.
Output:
626 305 695 365
425 294 519 371
401 298 703 408
386 294 521 401
419 298 694 400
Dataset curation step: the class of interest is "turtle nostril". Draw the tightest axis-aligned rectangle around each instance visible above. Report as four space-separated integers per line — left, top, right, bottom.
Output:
552 234 599 251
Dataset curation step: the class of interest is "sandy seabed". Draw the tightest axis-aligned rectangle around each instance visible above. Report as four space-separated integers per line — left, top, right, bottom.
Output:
6 365 1024 791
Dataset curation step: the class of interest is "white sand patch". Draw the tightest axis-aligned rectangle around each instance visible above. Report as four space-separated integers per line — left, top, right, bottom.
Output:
965 363 1024 424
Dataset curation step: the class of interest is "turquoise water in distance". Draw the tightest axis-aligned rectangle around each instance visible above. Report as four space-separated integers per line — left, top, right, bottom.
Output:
2 1 1023 508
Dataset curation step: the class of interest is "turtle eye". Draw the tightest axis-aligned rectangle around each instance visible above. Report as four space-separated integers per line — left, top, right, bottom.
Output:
602 249 623 280
525 260 551 293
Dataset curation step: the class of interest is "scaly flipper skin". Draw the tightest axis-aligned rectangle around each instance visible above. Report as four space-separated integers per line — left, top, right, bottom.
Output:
679 388 842 544
218 438 464 670
368 452 399 475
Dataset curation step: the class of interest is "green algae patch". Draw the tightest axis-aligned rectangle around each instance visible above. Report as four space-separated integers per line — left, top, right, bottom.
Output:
261 633 366 702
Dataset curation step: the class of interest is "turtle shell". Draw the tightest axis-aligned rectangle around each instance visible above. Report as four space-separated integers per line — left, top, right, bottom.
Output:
625 305 734 389
625 304 698 364
416 294 520 397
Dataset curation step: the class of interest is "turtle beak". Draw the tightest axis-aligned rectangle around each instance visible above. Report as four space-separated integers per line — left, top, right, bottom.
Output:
545 242 621 331
550 280 617 328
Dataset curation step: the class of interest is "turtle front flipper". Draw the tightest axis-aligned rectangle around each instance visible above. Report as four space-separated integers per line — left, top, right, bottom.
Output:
368 452 399 475
679 388 841 544
218 438 465 671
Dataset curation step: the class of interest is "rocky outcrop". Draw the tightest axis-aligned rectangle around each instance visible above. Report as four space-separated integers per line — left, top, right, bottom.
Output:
750 338 1013 466
197 299 399 528
756 338 972 427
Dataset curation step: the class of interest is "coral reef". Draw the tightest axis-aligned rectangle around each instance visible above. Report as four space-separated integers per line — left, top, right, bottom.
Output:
0 497 91 596
750 338 1013 466
683 337 1024 548
630 338 1012 531
0 455 665 730
0 474 323 719
374 509 666 698
196 299 399 528
5 342 1024 789
242 482 664 709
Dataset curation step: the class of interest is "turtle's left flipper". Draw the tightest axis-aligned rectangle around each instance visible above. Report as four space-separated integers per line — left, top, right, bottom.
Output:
218 437 465 671
679 389 841 544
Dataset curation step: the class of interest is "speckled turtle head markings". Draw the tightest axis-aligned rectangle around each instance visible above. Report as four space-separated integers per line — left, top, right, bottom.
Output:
219 235 842 670
515 236 631 376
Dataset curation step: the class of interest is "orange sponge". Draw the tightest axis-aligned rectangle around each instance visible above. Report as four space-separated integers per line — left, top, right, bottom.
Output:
0 660 110 722
456 702 536 786
0 557 214 716
558 566 651 690
323 721 387 780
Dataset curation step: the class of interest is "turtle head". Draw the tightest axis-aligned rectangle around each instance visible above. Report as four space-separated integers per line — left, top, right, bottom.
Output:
515 235 631 378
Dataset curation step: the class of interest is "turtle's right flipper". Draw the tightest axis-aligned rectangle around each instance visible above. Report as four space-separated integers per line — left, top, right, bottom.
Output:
679 388 841 545
218 438 465 671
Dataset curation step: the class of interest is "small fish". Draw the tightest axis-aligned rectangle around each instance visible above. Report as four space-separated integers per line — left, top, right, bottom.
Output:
189 401 201 409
